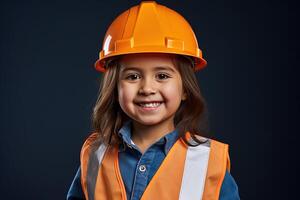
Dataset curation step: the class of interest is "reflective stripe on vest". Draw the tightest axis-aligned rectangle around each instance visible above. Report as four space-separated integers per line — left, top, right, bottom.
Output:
80 132 230 200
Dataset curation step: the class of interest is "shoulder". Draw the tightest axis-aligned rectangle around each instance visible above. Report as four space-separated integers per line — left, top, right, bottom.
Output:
190 135 229 152
190 134 231 172
188 133 229 146
82 132 99 147
206 137 231 172
80 132 102 162
81 133 100 151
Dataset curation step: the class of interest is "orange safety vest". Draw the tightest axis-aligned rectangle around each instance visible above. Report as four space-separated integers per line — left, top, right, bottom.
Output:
80 132 231 200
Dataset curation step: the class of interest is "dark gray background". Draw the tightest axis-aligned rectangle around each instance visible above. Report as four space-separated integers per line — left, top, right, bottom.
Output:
1 0 298 199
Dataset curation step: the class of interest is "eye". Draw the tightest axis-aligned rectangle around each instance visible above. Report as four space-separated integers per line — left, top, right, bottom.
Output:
156 73 171 80
125 73 141 80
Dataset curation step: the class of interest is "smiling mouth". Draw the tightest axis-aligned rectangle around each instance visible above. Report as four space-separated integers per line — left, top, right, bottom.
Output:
135 101 163 108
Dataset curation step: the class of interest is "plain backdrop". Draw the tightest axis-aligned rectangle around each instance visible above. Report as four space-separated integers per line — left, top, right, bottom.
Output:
1 0 298 199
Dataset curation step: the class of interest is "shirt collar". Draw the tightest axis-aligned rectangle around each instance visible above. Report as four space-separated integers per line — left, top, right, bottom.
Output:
118 120 133 152
162 129 179 154
118 120 179 155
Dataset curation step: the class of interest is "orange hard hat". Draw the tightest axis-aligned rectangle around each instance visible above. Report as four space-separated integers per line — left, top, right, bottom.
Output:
95 1 207 72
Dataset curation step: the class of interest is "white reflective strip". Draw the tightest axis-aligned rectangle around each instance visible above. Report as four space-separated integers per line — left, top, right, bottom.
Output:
87 144 107 200
95 144 107 165
179 145 210 200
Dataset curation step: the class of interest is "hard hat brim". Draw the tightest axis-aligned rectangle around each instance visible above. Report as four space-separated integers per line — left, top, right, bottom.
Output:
95 51 207 73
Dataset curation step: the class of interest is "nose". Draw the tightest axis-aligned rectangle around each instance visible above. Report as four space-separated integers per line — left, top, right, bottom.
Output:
138 77 156 95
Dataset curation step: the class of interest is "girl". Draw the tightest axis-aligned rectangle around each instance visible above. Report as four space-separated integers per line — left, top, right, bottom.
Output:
67 1 240 200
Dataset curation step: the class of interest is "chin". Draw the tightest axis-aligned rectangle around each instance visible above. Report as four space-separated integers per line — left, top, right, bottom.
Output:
135 119 162 126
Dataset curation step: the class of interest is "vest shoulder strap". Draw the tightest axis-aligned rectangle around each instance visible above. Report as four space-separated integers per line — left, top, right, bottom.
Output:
202 139 231 200
80 133 103 200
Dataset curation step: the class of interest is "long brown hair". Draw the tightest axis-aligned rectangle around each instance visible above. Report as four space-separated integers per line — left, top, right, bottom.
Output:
91 54 210 146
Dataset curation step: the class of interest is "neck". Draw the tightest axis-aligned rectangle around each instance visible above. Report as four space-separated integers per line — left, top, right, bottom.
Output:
131 119 175 154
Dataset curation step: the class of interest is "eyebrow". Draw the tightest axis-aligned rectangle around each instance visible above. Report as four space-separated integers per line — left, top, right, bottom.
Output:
155 66 176 72
120 67 139 73
120 66 176 73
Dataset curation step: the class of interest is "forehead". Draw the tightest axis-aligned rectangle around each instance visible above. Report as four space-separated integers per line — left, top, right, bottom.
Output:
119 53 178 72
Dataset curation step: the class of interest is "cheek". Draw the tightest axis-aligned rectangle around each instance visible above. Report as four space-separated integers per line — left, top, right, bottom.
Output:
118 83 135 105
162 82 183 102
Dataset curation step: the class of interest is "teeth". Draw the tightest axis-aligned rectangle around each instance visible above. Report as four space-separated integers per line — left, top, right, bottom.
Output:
139 102 162 108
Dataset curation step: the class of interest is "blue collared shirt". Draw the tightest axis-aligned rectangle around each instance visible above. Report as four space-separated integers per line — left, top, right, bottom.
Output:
67 121 240 200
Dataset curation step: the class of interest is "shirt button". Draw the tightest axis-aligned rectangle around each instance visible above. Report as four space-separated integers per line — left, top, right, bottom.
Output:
139 165 147 172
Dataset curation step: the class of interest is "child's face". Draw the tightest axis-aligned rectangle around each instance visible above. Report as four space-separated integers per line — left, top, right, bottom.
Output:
117 53 186 127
